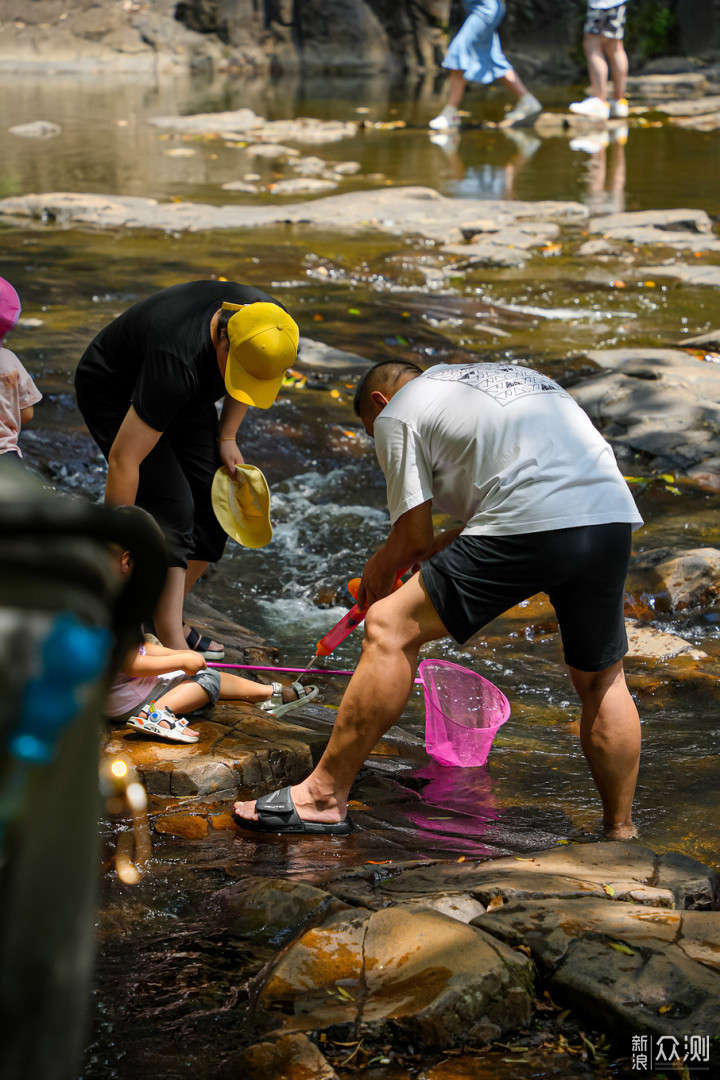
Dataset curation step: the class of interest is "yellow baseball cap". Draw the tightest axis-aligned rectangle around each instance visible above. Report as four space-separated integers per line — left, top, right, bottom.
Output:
211 465 273 548
222 301 299 408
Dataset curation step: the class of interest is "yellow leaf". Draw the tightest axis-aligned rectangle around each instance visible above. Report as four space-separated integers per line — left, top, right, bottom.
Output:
656 473 675 482
557 839 570 845
337 986 355 1001
603 884 615 897
609 942 635 955
658 1004 674 1014
487 895 504 911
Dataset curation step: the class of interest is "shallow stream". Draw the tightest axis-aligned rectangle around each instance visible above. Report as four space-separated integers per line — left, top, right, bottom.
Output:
1 69 719 1078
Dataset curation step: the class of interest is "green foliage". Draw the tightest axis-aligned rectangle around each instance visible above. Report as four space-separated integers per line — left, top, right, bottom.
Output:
626 0 679 58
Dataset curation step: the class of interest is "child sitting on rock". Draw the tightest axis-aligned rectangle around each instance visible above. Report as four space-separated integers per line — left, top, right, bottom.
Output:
107 547 317 743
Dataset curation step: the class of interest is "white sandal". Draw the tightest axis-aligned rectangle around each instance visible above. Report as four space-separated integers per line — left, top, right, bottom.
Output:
127 702 199 744
258 681 319 717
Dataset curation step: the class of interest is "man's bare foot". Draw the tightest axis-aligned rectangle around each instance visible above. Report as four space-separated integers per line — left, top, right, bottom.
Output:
183 623 224 657
233 779 346 825
603 821 638 840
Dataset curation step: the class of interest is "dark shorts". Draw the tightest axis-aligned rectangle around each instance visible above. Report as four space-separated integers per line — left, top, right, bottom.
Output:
584 4 627 39
75 358 227 569
421 523 632 672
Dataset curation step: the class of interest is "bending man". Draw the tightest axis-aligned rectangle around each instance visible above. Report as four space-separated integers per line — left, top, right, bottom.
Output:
234 360 642 838
75 279 298 657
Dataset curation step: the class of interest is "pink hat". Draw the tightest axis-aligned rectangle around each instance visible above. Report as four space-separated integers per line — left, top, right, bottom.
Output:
0 277 21 347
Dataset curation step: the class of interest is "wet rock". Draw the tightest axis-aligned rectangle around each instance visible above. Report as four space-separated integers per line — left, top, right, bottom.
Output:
635 548 720 613
9 120 61 139
669 111 720 130
154 811 210 838
246 143 300 160
212 877 354 944
571 347 720 475
443 221 561 268
654 95 720 116
0 186 587 242
150 110 358 145
335 842 719 913
680 329 720 351
588 208 720 251
267 177 338 195
625 620 708 663
221 181 259 194
258 905 533 1046
224 1032 339 1080
297 337 373 372
626 72 709 98
475 897 720 1037
639 263 720 288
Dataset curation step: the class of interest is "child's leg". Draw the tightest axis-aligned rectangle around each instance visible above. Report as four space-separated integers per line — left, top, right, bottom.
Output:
219 672 275 703
447 69 467 108
153 680 212 716
604 37 628 101
497 68 531 101
584 32 609 101
218 672 314 706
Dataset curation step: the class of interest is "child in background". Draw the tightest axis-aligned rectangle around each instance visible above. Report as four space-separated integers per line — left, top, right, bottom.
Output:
108 547 318 743
0 277 42 460
429 0 541 131
570 1 630 120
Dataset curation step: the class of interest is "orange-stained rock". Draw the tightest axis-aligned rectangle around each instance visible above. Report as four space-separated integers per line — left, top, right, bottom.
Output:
225 1032 339 1080
258 905 533 1047
210 811 236 831
153 812 209 838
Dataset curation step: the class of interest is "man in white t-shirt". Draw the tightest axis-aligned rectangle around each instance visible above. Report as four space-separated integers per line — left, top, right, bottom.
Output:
234 360 642 839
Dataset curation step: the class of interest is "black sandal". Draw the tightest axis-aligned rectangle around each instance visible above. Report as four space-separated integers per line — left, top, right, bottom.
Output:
185 625 225 660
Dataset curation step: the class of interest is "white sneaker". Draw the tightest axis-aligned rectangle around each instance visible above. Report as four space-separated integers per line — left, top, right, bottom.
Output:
569 132 610 154
569 96 610 121
609 97 629 118
429 105 460 131
498 92 542 128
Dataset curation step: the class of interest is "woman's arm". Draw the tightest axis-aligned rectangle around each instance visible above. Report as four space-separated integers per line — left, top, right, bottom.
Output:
105 406 163 506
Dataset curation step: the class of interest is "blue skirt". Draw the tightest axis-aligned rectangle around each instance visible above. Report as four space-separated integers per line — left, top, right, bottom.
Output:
442 0 512 85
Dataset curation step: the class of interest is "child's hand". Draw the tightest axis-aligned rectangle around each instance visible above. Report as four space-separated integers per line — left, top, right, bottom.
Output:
180 652 207 676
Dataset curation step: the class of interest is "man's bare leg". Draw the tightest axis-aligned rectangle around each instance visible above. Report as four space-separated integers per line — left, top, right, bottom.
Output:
234 572 448 824
569 661 640 839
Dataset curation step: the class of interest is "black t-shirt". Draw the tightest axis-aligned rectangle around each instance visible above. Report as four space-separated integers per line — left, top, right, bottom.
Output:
77 280 282 432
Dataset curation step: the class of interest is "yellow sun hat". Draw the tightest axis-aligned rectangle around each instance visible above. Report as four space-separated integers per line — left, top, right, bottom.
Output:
222 301 299 409
211 465 273 548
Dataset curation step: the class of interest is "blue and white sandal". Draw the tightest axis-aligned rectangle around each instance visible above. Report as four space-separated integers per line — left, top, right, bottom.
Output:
127 702 199 744
259 681 319 717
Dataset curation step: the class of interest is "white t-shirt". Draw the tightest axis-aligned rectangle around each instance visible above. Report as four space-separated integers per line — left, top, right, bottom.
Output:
374 363 642 536
0 346 42 455
588 0 628 10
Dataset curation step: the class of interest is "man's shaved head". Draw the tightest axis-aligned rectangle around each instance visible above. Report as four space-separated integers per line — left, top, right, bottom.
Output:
353 360 423 419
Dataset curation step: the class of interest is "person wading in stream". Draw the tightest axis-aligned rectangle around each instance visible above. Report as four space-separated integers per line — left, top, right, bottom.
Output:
75 279 299 659
234 360 643 838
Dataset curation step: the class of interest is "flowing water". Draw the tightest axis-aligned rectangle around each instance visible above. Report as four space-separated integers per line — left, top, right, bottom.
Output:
1 69 719 1078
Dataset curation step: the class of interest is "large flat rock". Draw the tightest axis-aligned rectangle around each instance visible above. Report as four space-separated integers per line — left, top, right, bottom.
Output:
475 897 720 1037
0 186 588 243
571 347 720 474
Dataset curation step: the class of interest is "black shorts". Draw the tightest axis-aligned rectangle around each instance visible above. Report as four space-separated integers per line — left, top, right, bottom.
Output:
76 363 226 569
421 523 632 672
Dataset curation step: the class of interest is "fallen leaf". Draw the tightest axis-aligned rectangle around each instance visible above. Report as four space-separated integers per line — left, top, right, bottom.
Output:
603 884 615 897
609 941 635 955
487 895 504 911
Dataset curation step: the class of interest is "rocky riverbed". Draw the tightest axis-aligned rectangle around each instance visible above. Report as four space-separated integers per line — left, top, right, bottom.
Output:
3 50 720 1078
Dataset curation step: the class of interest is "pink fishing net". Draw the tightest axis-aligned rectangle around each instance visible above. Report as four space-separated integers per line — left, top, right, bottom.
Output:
419 658 510 768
